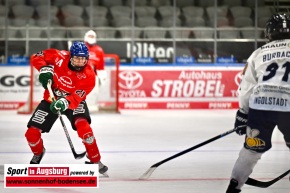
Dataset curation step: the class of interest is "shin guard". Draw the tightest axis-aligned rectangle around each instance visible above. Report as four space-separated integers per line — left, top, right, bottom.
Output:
75 118 101 163
25 127 44 155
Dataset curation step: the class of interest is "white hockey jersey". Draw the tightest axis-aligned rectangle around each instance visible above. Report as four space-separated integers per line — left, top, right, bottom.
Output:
239 39 290 113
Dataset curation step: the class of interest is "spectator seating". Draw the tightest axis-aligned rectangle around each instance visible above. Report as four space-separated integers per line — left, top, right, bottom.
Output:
144 26 167 38
110 6 132 18
206 6 228 18
230 6 252 19
136 16 158 27
208 16 229 27
77 0 100 7
126 0 147 6
35 5 59 19
240 26 263 39
185 17 206 27
244 0 265 7
176 0 194 8
222 0 242 7
233 17 253 27
102 0 123 7
0 5 5 16
218 27 240 39
158 6 181 19
85 6 108 18
11 5 35 18
150 0 171 7
135 6 156 18
63 16 85 27
192 27 214 39
53 0 75 7
61 4 84 18
182 6 204 18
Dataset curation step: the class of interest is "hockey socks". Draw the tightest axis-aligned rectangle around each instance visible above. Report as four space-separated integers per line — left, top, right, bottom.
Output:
75 118 101 163
25 127 44 155
230 147 262 189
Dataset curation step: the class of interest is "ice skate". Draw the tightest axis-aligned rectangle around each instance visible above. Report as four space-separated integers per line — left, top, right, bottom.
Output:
226 179 241 193
85 160 109 177
30 147 46 164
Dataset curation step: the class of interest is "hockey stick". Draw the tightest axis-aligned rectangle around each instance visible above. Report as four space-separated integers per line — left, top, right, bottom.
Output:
139 127 238 180
47 80 86 160
245 169 290 188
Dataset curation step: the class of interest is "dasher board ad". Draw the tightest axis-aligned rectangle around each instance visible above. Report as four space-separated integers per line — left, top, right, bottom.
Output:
0 65 243 110
118 66 243 109
4 164 99 188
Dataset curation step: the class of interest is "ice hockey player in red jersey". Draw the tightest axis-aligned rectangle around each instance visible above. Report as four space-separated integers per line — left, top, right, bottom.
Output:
226 13 290 192
24 41 108 175
84 30 107 112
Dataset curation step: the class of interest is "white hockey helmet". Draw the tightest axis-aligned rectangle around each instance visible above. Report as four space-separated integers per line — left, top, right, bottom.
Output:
84 30 97 45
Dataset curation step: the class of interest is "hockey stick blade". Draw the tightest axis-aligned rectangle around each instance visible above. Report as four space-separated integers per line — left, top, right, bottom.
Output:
139 167 157 180
245 169 290 188
72 149 86 160
139 127 237 180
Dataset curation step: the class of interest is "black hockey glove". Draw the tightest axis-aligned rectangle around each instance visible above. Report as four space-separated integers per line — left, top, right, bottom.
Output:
39 66 53 89
234 110 248 135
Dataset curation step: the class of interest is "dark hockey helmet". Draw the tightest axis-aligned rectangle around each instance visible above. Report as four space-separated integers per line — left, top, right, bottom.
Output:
265 13 290 41
69 41 89 71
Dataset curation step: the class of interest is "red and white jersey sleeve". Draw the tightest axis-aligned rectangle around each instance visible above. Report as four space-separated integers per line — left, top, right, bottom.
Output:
30 49 96 109
86 43 105 72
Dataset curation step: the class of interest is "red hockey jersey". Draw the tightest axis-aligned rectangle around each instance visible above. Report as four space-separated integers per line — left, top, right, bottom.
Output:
31 49 96 109
85 43 105 73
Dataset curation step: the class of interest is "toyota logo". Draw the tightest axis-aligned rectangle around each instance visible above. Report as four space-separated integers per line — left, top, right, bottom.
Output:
234 71 243 86
119 71 143 89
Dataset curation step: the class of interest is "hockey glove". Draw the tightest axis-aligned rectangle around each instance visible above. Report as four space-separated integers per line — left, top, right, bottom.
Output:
234 109 248 135
39 66 53 89
50 98 69 114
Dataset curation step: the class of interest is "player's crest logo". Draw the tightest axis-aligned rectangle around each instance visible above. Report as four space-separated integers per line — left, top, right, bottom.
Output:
83 133 94 144
253 86 261 95
76 72 86 79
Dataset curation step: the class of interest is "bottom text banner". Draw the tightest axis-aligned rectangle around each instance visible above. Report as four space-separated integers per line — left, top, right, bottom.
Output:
4 164 99 188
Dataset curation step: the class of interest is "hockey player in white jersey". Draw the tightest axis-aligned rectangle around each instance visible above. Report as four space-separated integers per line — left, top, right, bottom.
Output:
226 13 290 193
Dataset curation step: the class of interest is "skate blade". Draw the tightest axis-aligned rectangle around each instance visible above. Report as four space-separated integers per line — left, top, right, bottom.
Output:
100 172 109 178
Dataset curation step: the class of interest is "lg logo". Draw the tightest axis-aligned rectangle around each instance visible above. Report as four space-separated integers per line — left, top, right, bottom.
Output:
0 75 30 87
119 71 143 89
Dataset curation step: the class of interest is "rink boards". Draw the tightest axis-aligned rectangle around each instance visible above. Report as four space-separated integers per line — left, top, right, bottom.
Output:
0 65 243 110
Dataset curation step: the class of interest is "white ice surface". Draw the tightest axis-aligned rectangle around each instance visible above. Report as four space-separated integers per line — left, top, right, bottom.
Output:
0 110 289 193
